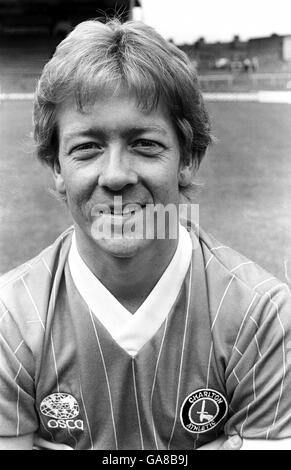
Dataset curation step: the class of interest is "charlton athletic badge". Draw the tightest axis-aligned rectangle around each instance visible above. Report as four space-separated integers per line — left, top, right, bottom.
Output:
180 388 228 433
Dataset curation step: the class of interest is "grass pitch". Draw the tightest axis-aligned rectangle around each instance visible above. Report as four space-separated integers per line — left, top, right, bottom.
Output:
0 100 290 282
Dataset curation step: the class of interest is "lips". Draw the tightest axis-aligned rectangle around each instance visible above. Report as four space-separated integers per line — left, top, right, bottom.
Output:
91 203 146 217
109 204 145 215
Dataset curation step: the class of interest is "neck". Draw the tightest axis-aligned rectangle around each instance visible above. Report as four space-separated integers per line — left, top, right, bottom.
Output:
74 231 178 308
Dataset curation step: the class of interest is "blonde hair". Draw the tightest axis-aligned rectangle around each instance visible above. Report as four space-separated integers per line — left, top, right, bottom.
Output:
33 19 211 197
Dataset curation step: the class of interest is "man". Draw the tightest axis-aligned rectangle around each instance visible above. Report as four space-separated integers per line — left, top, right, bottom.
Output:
0 19 290 450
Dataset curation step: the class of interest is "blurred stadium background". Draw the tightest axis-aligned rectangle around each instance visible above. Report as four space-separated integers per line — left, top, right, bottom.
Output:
0 0 291 282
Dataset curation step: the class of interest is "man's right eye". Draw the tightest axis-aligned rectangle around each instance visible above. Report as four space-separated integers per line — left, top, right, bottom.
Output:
72 142 102 152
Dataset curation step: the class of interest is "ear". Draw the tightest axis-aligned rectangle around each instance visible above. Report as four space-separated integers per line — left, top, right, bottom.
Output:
179 152 202 187
52 159 66 196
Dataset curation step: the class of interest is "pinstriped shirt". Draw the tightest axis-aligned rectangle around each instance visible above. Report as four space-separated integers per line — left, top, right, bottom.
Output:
0 226 290 449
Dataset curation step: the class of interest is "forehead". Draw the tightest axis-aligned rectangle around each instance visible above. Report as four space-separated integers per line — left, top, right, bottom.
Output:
56 92 177 139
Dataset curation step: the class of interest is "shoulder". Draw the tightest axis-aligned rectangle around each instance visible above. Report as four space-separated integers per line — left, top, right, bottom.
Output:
189 226 291 346
0 228 74 405
0 226 73 285
0 226 74 327
196 226 288 298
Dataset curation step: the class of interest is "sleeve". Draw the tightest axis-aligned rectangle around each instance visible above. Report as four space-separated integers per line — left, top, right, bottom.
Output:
224 284 291 440
0 301 39 437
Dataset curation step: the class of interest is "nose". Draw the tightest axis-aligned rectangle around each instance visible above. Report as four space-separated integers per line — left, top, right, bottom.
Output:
98 145 138 191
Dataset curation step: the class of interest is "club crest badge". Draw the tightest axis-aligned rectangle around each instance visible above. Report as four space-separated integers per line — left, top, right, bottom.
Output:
180 388 228 434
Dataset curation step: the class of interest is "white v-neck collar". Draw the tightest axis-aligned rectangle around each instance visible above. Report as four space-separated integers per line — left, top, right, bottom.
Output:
68 225 193 356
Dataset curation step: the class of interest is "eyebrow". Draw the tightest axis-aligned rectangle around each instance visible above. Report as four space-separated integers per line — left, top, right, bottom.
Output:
62 125 168 143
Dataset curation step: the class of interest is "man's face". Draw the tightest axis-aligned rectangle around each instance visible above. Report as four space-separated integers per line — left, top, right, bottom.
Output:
54 92 191 258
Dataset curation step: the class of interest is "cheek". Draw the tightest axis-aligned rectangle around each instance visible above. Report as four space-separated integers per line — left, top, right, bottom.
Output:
148 162 180 187
150 174 181 203
62 165 98 202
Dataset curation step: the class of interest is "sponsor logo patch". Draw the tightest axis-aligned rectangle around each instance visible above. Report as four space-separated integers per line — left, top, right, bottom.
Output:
40 392 84 430
180 388 228 434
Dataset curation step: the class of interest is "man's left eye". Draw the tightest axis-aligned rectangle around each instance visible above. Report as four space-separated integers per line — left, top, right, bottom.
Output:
132 140 162 151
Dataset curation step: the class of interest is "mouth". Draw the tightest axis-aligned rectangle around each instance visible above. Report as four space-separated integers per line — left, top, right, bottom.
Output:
95 204 146 217
112 204 145 216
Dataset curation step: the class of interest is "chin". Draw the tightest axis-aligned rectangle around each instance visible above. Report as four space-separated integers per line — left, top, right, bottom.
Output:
95 237 148 259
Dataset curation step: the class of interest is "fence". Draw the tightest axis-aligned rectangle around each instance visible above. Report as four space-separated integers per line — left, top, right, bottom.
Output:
199 72 291 92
